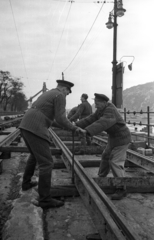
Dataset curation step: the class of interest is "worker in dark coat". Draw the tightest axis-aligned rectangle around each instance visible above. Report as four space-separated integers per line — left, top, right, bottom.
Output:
67 105 79 119
76 93 131 200
69 93 92 146
19 80 85 209
69 93 92 122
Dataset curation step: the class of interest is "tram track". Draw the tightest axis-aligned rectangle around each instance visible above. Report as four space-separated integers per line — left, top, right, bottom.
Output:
0 117 24 155
1 126 154 239
0 117 23 130
49 128 141 240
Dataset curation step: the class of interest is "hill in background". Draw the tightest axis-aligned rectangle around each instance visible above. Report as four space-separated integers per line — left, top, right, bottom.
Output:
68 81 154 114
123 81 154 111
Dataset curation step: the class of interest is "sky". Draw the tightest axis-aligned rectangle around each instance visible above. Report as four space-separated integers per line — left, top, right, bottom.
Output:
0 0 153 109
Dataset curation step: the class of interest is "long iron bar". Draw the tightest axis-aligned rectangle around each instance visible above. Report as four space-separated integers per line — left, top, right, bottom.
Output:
72 131 75 184
49 128 140 240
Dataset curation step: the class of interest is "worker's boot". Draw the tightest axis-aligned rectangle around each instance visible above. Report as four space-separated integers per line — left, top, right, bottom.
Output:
38 172 64 209
111 187 127 200
39 198 64 209
22 181 38 191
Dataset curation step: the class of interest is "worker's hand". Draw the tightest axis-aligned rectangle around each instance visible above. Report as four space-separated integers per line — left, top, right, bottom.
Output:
76 127 87 135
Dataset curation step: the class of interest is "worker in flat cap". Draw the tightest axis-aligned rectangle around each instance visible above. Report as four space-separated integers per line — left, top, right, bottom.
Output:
19 79 85 209
75 93 131 200
69 93 92 147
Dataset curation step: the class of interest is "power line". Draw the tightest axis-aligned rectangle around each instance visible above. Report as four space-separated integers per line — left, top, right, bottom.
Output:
46 0 60 25
46 1 73 81
9 0 29 83
63 1 105 73
52 0 108 3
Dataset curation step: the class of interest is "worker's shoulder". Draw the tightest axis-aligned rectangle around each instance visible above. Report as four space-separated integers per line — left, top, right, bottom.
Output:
105 102 121 115
83 100 92 108
46 88 64 98
49 88 61 94
72 106 78 111
106 102 116 109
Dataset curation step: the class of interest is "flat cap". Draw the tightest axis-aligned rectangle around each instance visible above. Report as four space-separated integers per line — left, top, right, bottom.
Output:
81 93 88 99
94 93 109 102
56 80 74 93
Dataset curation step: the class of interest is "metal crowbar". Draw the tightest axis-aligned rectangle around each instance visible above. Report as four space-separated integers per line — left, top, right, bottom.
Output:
72 131 75 184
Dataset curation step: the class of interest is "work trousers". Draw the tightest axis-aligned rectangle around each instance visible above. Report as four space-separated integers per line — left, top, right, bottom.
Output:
21 129 54 202
98 143 129 177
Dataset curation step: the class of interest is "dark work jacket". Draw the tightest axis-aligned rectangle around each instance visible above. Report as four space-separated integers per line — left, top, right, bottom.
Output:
19 88 77 142
76 102 131 148
67 106 78 119
69 100 92 122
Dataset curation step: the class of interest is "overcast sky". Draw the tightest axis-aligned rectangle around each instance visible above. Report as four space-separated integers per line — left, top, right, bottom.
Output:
0 0 153 109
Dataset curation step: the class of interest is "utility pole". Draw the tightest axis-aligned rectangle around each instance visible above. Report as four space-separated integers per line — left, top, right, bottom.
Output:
105 0 126 107
62 72 64 80
42 82 47 93
112 0 118 106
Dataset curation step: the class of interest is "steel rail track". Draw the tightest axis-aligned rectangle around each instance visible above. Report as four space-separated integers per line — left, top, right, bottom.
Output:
0 128 20 147
49 128 140 240
0 117 23 129
93 136 154 173
0 111 23 116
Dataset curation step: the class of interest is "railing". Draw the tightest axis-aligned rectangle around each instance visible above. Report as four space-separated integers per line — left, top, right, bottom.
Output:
120 107 154 147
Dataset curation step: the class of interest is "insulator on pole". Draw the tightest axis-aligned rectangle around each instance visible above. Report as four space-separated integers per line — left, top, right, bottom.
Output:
43 82 47 92
62 72 64 80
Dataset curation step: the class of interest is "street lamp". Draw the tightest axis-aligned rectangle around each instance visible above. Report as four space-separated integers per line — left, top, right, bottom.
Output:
120 56 135 71
105 0 126 106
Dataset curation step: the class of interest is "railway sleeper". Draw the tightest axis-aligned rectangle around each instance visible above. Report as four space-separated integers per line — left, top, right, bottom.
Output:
94 176 154 194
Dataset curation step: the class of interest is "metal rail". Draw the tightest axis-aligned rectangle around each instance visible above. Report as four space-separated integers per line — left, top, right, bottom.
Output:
0 128 20 147
93 136 154 173
0 117 23 129
0 111 24 116
49 128 140 240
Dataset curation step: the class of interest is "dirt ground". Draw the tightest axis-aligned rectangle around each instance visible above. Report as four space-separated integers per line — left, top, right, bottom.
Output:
2 141 154 240
0 147 97 240
0 153 22 240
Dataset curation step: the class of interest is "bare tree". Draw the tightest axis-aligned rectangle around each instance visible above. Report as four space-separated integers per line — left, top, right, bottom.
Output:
10 92 28 111
0 70 27 111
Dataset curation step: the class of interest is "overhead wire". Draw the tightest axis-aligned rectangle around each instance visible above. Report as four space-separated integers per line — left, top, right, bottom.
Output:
46 1 73 81
63 1 105 73
52 0 107 3
46 0 61 27
8 0 105 87
9 0 29 83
